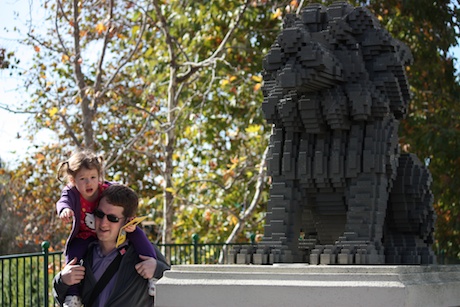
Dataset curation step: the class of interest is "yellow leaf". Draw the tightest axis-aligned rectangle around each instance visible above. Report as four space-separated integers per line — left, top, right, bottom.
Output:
229 76 237 82
132 25 140 35
220 79 230 87
230 215 238 226
165 187 175 194
95 22 107 34
48 107 58 117
251 75 262 82
245 124 261 133
272 8 282 19
62 54 70 63
253 83 262 91
184 126 192 137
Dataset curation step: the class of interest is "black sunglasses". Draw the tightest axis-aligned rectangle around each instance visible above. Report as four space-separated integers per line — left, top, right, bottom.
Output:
94 209 124 223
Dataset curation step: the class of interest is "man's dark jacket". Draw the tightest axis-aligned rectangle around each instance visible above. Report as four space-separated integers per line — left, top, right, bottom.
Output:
53 243 170 306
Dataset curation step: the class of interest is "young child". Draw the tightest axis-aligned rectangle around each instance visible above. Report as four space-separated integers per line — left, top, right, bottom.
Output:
56 149 157 307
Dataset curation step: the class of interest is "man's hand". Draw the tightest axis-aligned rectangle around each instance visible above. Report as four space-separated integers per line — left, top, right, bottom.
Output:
59 208 74 223
60 257 85 286
135 255 157 279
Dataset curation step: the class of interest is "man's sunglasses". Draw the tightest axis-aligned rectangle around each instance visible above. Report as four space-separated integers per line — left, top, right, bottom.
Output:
94 209 124 223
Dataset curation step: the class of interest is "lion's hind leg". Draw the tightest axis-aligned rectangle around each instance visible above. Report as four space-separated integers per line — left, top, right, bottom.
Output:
385 153 436 264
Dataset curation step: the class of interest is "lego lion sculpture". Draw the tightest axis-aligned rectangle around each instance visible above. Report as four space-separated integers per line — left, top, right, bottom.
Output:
232 2 435 265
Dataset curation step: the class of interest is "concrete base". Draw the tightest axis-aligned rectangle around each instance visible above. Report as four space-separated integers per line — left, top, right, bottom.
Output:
155 264 460 307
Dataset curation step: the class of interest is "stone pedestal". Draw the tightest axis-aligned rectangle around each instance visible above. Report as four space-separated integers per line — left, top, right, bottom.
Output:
155 264 460 307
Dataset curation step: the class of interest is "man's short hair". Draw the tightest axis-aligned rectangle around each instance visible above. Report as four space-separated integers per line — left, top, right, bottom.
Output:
100 184 139 217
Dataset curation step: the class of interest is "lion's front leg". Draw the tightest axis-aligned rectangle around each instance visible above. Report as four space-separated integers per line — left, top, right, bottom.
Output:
310 118 398 264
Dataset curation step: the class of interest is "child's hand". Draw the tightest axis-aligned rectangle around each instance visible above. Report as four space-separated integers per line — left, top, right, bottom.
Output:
59 208 74 223
124 225 136 233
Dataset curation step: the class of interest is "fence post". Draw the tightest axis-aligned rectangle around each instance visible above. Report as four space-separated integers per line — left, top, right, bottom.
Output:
192 234 199 264
42 241 50 307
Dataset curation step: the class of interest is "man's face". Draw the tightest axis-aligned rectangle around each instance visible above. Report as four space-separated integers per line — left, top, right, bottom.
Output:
95 197 125 244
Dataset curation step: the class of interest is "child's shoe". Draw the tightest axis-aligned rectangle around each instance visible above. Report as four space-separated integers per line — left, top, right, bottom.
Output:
148 277 158 296
63 295 82 307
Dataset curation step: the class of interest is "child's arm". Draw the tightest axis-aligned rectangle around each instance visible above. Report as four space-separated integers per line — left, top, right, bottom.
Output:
127 226 157 259
56 186 76 223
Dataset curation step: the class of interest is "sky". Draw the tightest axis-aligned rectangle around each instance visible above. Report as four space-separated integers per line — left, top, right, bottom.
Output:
0 0 460 167
0 0 50 166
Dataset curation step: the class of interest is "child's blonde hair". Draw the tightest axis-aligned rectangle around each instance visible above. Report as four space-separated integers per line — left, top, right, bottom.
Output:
57 149 104 184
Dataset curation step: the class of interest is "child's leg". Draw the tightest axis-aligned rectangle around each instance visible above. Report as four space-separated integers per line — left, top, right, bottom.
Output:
64 237 95 296
127 227 157 296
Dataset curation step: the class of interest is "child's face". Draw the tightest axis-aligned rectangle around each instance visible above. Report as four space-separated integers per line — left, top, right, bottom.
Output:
71 167 100 201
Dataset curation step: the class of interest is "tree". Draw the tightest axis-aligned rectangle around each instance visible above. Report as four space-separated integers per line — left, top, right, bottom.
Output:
3 0 284 254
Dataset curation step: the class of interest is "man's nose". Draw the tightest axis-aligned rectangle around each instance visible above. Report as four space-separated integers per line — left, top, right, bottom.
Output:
99 215 110 225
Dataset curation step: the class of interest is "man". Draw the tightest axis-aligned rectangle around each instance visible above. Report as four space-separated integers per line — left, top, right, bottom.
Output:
53 184 170 307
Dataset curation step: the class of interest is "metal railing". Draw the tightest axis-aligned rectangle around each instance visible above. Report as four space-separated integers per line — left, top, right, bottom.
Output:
0 237 252 307
0 242 62 307
160 234 251 265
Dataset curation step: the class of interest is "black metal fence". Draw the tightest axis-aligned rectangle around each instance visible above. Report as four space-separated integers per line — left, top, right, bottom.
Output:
0 238 250 307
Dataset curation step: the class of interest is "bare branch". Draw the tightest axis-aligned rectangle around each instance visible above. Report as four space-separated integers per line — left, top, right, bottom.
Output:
0 104 35 114
181 0 251 69
104 114 152 169
70 0 94 148
217 146 268 263
296 0 306 15
58 112 81 147
176 179 228 195
92 0 115 112
55 0 70 56
97 3 149 103
152 0 178 69
223 146 268 244
124 102 165 127
26 33 64 54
